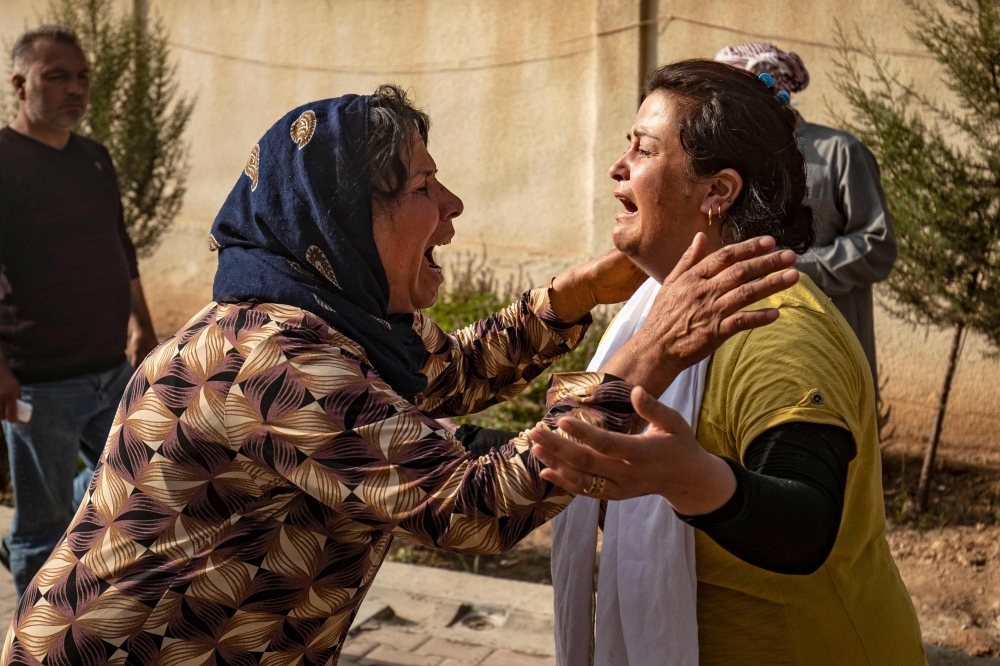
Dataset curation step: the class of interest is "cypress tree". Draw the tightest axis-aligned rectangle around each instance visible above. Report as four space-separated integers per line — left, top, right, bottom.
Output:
47 0 194 256
832 0 1000 511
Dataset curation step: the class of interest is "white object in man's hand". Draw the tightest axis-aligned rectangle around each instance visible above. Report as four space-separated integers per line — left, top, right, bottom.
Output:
15 399 32 423
0 400 32 424
0 400 33 424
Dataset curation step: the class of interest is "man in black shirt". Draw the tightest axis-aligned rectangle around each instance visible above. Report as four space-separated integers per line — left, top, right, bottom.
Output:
0 25 158 595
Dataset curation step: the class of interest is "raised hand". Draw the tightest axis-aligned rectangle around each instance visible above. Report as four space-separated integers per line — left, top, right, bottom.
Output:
547 249 647 322
577 248 649 307
529 385 737 516
601 233 798 397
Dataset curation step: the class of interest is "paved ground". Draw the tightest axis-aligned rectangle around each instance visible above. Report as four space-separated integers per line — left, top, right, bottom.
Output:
340 631 554 665
0 506 995 665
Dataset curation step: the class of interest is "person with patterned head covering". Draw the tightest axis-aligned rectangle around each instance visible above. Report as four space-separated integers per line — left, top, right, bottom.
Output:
715 41 811 93
717 42 897 386
0 84 797 666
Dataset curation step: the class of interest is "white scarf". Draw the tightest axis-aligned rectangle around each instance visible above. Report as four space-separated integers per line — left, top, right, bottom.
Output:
551 277 707 666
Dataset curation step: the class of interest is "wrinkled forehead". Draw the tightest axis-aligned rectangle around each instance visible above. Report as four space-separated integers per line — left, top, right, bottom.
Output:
30 38 87 71
404 136 437 177
632 90 686 145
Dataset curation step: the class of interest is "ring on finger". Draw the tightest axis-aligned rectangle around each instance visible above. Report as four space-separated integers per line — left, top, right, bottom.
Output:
585 474 606 496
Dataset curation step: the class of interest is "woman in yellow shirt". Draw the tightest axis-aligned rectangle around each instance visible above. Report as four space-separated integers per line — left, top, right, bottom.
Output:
530 60 926 665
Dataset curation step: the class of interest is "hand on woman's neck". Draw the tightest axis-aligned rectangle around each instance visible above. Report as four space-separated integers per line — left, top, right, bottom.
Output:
645 223 726 284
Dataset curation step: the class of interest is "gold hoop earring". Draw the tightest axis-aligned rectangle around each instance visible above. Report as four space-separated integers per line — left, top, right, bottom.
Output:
708 207 713 227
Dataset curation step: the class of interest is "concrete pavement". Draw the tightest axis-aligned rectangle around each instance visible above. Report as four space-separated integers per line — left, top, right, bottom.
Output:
0 506 995 665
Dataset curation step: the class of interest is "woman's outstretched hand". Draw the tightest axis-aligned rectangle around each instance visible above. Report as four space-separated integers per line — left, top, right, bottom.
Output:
600 233 798 398
529 385 737 515
548 249 648 322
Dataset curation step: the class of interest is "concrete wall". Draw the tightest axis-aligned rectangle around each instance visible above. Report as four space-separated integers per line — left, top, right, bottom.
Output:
1 0 998 449
650 0 996 453
135 0 631 326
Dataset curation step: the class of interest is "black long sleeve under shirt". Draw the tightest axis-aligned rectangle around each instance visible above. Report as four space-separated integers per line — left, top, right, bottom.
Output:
676 421 856 575
455 420 856 575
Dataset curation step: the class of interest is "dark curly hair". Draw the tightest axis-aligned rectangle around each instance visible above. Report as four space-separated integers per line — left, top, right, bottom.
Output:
644 60 815 253
366 84 430 205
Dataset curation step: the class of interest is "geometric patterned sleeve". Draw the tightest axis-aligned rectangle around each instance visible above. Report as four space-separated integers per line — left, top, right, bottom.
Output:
412 287 592 418
227 322 641 554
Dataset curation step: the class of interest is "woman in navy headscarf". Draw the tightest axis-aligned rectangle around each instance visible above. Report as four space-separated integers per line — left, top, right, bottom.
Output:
2 85 796 665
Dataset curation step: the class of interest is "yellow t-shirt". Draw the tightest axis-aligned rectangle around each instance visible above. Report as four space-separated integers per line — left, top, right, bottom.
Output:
694 275 926 665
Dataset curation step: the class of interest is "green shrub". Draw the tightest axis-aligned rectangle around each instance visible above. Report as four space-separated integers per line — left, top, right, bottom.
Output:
425 251 513 331
462 312 611 432
427 251 613 432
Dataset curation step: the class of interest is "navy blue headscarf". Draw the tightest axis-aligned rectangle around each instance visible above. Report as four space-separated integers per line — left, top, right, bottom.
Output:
210 95 429 397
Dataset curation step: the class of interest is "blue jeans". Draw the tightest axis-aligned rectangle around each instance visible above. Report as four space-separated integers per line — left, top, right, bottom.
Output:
2 360 134 596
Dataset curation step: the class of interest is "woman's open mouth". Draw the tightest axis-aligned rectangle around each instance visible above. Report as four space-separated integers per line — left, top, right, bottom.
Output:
615 193 638 214
423 245 443 273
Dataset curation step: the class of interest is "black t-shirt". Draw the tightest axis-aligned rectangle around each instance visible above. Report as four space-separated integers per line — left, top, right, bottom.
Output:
0 127 139 383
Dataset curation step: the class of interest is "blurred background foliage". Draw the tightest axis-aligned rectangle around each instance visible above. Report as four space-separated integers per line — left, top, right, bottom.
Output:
47 0 194 257
394 252 615 576
426 251 614 433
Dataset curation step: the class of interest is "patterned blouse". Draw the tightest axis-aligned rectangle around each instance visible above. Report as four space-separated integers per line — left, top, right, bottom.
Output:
2 288 642 666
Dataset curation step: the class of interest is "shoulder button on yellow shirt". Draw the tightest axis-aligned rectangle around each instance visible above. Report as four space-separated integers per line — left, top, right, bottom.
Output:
693 274 927 666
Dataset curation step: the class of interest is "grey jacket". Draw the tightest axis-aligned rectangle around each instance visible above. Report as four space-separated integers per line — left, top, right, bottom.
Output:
795 120 897 384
